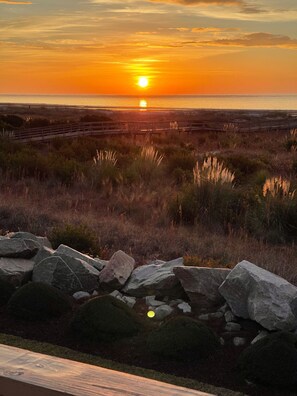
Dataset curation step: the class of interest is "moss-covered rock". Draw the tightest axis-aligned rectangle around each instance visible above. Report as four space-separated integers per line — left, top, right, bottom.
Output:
238 331 297 387
7 282 72 320
0 277 16 306
71 295 144 342
147 316 220 361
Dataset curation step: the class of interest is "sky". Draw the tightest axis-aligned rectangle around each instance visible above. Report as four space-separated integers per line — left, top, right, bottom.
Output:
0 0 297 95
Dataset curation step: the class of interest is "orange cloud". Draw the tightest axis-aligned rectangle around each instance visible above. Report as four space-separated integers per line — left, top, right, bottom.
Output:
0 0 32 3
150 0 243 5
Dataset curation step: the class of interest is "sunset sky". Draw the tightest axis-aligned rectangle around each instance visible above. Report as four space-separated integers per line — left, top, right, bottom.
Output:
0 0 297 95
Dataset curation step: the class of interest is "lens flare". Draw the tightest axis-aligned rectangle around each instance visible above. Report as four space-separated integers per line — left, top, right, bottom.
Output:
147 310 155 318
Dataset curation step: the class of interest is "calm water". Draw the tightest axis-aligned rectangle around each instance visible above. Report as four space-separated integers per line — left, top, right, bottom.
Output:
1 94 297 111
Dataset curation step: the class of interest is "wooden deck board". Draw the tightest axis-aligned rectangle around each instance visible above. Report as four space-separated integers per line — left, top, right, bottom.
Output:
0 344 214 396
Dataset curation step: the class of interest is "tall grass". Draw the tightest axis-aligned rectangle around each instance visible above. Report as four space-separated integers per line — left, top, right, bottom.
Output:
193 156 235 186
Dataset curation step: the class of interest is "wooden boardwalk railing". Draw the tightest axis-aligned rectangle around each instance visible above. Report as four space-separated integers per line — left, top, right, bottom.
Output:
0 344 214 396
8 119 297 143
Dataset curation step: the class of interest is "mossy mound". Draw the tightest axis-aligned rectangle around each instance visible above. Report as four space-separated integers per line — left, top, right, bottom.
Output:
7 282 72 320
71 295 144 342
0 278 16 306
238 331 297 387
147 316 220 361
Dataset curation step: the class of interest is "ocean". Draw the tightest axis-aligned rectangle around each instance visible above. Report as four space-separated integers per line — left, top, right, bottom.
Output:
0 94 297 111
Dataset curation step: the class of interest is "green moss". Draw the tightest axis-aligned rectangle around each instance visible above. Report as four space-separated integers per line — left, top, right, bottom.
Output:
71 295 145 342
7 282 72 321
147 316 220 361
238 331 297 387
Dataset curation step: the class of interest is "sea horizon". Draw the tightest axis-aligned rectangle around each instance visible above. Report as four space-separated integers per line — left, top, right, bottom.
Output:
1 93 297 111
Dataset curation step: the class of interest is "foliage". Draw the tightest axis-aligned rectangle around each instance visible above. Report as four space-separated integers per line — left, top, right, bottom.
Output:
166 152 196 174
49 224 99 255
126 146 164 183
91 149 120 188
147 316 219 361
193 157 235 186
262 176 295 199
183 255 232 269
7 282 72 321
0 114 24 128
238 331 297 387
0 278 16 306
71 295 145 342
223 155 269 185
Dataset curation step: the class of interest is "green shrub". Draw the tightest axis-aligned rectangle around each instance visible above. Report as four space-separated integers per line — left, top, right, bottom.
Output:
0 278 16 306
71 295 144 342
147 316 219 361
7 282 72 320
166 152 196 173
49 224 99 255
238 331 297 387
223 155 268 184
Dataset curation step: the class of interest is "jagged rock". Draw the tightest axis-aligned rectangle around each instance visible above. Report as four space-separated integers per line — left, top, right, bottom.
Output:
73 291 91 301
32 253 99 294
154 305 174 320
123 258 184 298
8 232 52 249
33 246 55 265
169 299 185 307
198 314 210 321
0 258 34 286
173 266 230 306
99 250 135 290
110 290 123 299
251 331 269 345
224 310 236 323
121 295 136 308
225 322 241 332
233 337 246 347
0 238 39 259
145 296 165 307
92 290 99 297
177 302 192 313
219 303 229 313
198 312 223 321
56 244 106 271
219 260 297 331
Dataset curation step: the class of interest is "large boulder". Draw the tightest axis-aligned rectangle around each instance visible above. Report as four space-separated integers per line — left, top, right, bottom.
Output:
0 238 39 259
8 232 52 249
99 250 135 290
219 260 297 331
33 246 55 265
123 258 184 297
56 244 107 271
174 266 230 306
0 258 34 286
32 254 99 294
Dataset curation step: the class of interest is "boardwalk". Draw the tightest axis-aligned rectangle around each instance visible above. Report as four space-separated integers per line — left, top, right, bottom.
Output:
10 119 297 143
0 344 213 396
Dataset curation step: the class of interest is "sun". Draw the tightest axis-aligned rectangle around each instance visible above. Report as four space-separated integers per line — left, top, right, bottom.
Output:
138 76 149 88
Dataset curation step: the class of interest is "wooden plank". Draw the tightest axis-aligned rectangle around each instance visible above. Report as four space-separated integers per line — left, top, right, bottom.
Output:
0 344 214 396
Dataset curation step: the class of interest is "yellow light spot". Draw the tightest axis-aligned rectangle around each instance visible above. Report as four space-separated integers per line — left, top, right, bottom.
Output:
139 99 147 108
138 76 149 88
147 310 155 318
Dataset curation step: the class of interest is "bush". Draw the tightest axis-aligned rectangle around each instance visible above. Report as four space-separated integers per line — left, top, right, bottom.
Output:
49 224 99 255
7 282 72 320
166 152 196 174
238 331 297 387
147 316 219 361
71 295 144 342
0 278 16 306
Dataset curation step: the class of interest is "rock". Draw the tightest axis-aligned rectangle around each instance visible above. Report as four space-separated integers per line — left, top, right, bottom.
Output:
32 254 100 294
219 260 297 331
56 244 106 271
225 322 241 332
251 331 269 345
73 291 91 301
219 303 229 313
177 302 192 313
154 305 174 320
92 290 99 297
110 290 123 299
198 314 210 321
8 232 52 249
233 337 246 347
33 246 54 265
199 312 224 321
224 310 236 323
0 238 39 259
169 299 185 307
145 296 165 307
99 250 135 290
174 266 230 306
121 295 136 308
219 337 225 346
0 258 34 286
123 257 184 298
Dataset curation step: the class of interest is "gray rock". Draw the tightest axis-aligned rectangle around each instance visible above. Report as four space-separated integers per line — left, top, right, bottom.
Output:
99 250 135 290
110 290 123 299
32 254 99 294
198 314 210 321
218 303 229 313
169 299 185 307
73 291 91 301
219 260 297 331
233 337 246 347
224 310 236 323
174 266 230 306
225 322 241 332
92 290 99 297
219 337 225 346
177 302 192 313
154 305 174 320
0 258 34 286
123 257 184 298
33 246 55 265
8 232 52 249
56 244 106 271
0 238 39 259
251 331 269 345
121 295 137 308
145 296 165 307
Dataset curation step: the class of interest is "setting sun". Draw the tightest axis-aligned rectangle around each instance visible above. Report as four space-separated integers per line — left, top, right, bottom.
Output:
138 77 149 89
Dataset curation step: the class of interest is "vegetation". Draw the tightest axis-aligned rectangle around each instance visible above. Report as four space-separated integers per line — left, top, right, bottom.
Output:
147 316 220 361
238 332 297 387
71 295 145 342
7 282 72 321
